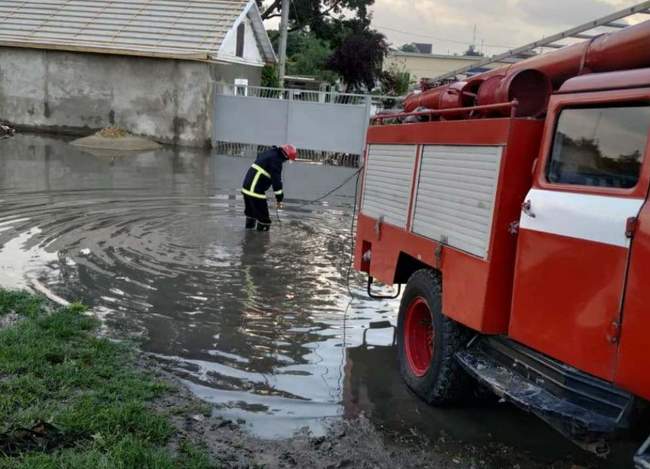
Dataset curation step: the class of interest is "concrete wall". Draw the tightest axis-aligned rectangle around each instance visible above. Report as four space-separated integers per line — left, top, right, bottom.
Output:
0 47 262 147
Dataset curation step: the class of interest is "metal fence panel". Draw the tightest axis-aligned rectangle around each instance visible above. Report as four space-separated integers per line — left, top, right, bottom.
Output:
213 94 289 146
286 101 369 154
212 85 398 156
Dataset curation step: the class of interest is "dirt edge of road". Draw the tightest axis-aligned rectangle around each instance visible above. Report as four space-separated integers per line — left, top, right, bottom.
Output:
141 353 585 469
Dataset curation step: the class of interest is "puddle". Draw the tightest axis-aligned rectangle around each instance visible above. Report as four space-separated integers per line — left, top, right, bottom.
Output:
0 134 634 467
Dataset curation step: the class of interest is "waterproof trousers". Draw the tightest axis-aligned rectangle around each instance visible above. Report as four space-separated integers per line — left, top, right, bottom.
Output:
243 194 271 231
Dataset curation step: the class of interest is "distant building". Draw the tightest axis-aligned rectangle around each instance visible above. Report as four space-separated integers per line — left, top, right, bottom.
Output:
0 0 276 147
383 50 504 86
413 43 433 54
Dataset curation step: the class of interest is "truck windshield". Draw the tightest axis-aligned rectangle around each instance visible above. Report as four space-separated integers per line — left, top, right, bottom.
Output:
547 105 650 188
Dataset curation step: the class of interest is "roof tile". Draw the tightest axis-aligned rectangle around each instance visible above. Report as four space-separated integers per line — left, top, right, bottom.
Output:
0 0 249 59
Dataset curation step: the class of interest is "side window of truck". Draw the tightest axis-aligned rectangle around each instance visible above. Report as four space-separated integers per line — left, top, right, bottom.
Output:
547 105 650 188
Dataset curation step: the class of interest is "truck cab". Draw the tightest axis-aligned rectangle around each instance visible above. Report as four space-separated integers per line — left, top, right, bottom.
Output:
511 68 650 395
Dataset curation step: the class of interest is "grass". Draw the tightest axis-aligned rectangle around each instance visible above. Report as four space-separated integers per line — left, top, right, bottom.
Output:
0 290 214 468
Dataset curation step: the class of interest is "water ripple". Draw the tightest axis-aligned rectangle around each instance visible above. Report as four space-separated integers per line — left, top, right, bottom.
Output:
0 134 396 438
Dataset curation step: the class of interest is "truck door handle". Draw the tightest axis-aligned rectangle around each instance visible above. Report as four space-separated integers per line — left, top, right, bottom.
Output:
522 200 536 218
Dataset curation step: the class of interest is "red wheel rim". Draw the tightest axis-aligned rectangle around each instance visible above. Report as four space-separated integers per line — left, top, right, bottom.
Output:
404 297 434 377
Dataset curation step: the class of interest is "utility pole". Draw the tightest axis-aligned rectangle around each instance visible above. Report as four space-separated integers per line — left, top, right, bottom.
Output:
278 0 290 88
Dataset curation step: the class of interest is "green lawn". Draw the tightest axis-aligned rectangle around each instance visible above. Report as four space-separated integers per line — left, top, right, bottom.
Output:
0 290 213 468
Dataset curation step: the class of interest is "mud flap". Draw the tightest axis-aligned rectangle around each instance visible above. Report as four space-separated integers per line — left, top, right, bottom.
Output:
456 337 635 457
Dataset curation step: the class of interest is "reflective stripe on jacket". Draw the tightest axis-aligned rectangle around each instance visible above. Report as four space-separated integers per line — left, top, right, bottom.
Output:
241 147 285 202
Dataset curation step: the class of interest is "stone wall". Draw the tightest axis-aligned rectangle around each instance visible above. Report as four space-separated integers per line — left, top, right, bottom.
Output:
0 47 262 147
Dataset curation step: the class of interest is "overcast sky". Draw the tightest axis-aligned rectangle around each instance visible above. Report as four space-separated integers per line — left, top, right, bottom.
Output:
370 0 647 55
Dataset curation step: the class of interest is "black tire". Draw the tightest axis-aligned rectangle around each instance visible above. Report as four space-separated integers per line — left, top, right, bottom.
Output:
396 269 470 405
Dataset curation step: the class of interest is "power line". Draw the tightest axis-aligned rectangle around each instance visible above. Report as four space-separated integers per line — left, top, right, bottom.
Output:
375 24 516 50
376 24 469 45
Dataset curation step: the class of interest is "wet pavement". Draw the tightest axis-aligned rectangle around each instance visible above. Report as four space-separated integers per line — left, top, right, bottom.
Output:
0 134 635 467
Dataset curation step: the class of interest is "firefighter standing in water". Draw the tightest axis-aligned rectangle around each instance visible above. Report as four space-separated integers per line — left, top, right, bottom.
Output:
241 144 298 231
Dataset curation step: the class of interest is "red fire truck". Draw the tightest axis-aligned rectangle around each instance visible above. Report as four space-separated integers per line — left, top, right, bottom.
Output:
354 19 650 462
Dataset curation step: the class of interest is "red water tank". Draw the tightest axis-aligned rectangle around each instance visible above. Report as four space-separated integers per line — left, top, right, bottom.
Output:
477 69 552 117
438 81 482 118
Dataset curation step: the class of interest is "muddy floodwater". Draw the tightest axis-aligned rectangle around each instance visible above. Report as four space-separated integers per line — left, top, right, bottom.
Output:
0 134 636 467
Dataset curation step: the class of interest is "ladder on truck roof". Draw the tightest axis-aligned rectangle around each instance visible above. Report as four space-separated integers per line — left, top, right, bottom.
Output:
431 1 650 83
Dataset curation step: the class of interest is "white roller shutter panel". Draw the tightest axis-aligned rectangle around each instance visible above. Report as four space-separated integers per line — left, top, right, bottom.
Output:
412 145 503 258
361 144 417 228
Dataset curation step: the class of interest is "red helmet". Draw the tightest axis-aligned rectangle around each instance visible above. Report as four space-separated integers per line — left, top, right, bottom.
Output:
280 144 298 161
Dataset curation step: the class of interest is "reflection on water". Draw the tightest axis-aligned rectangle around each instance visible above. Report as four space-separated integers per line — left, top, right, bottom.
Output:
0 134 628 466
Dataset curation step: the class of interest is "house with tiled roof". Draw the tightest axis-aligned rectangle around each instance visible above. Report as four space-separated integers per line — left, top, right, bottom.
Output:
0 0 276 146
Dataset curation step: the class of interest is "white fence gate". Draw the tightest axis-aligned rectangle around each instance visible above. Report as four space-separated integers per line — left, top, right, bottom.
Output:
212 85 401 164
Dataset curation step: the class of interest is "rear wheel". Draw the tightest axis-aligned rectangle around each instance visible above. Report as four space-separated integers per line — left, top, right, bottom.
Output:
397 269 469 404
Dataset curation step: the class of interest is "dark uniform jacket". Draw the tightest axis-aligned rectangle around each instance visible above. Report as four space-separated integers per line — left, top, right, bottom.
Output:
241 147 286 202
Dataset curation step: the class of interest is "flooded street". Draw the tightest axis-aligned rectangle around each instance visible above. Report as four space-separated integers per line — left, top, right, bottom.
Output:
0 134 632 467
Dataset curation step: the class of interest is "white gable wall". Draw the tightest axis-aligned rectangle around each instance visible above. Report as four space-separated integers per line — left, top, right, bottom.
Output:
218 15 264 66
243 17 264 64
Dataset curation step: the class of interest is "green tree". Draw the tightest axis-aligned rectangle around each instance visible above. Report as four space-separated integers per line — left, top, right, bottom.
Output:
267 31 336 82
267 30 305 57
261 65 280 87
399 43 418 53
463 44 483 57
259 0 373 35
379 66 412 96
288 35 336 82
262 3 386 90
326 28 388 91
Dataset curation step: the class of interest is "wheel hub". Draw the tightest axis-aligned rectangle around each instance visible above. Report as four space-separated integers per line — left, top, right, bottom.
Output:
404 297 434 376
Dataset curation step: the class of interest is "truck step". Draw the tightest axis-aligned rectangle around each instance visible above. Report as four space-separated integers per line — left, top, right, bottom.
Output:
456 337 634 455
